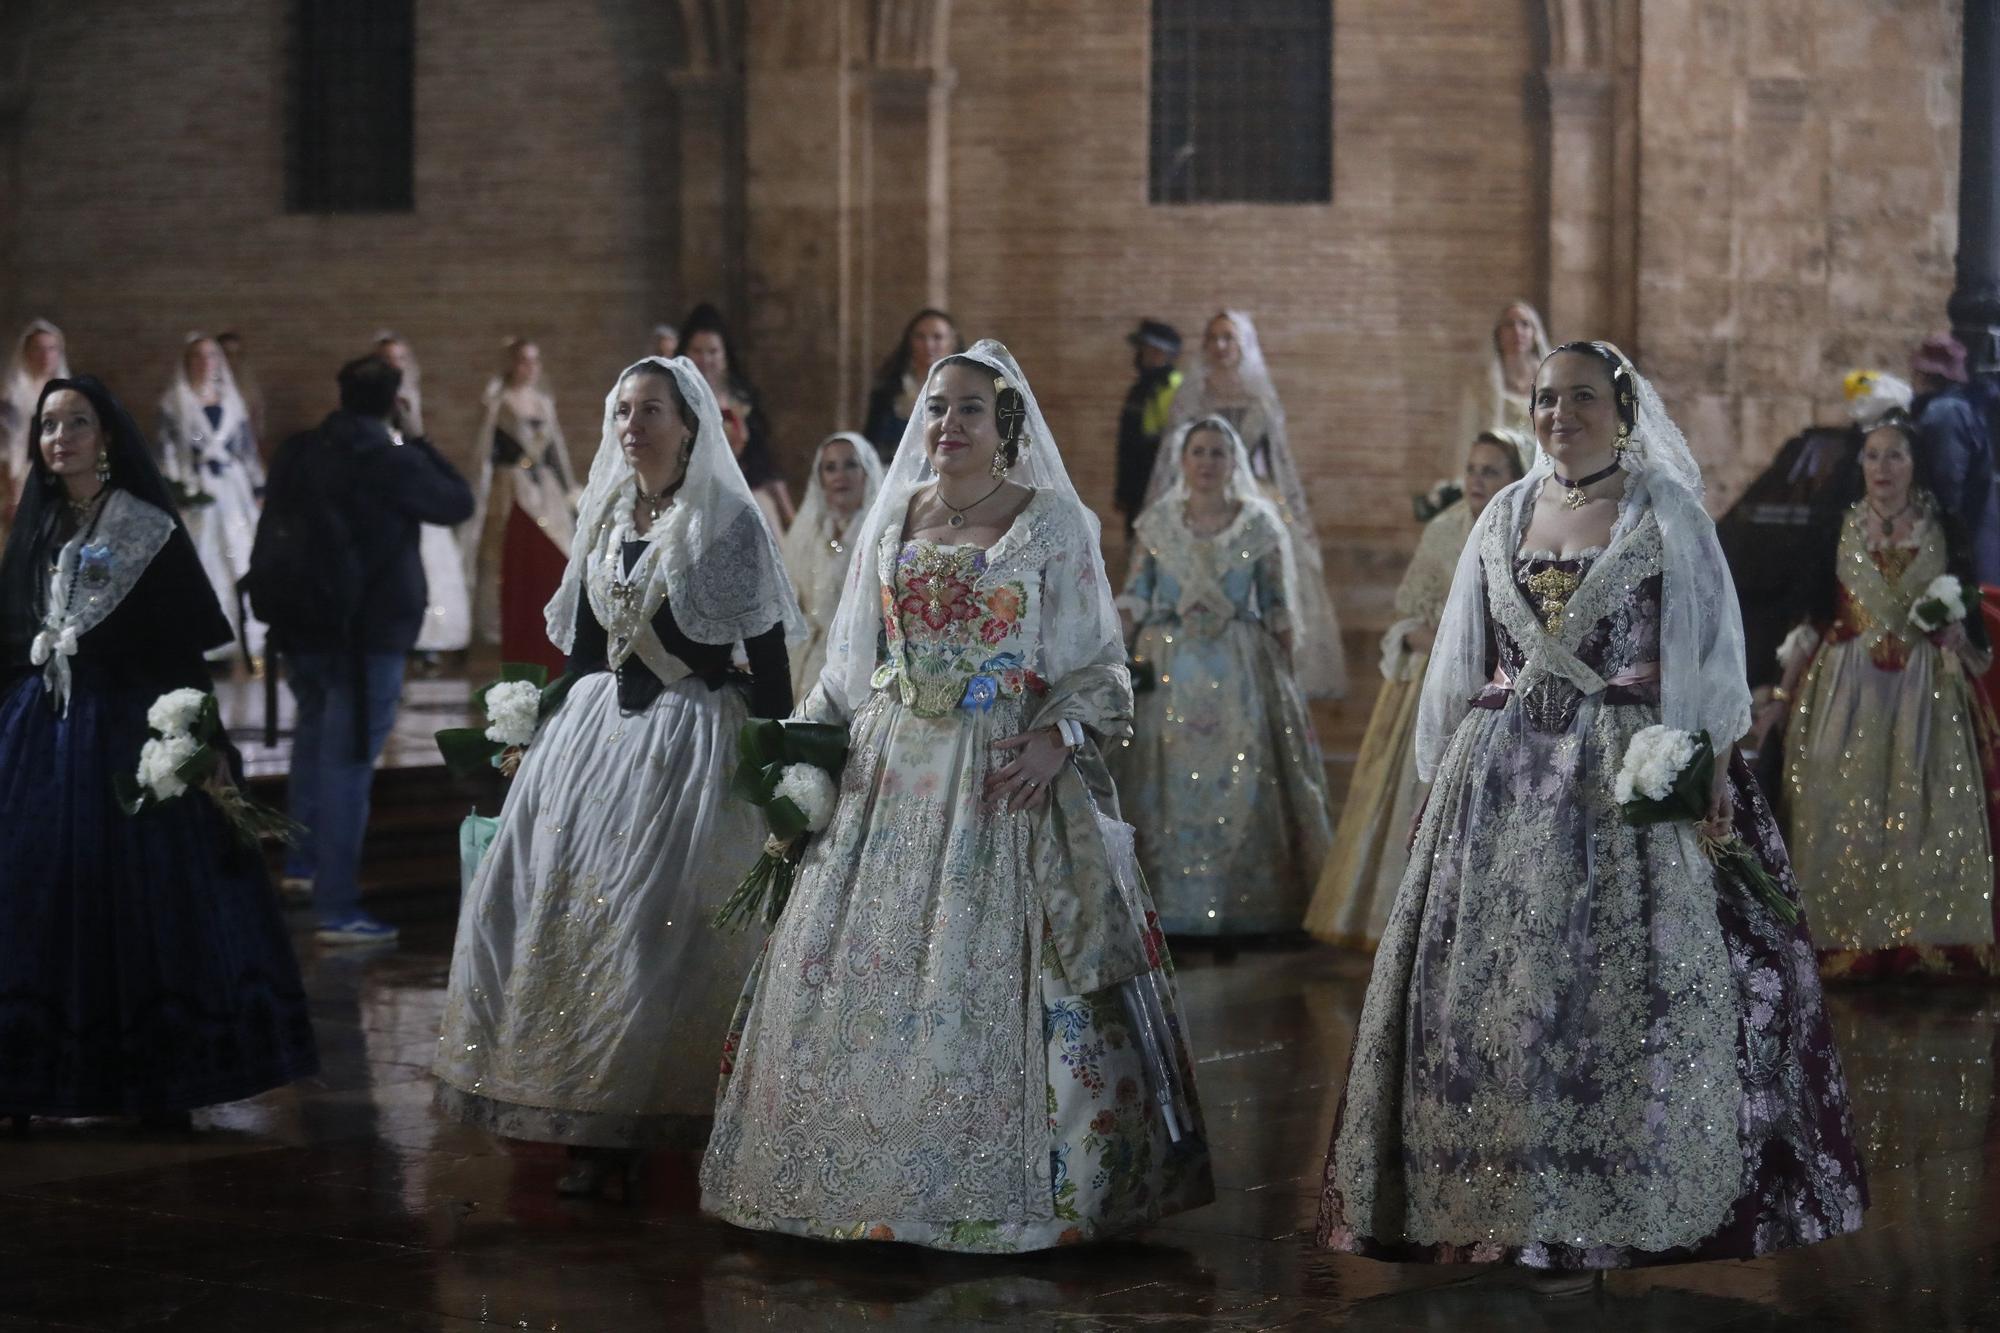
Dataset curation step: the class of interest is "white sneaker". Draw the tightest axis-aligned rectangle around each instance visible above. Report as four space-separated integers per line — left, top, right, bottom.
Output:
315 915 400 945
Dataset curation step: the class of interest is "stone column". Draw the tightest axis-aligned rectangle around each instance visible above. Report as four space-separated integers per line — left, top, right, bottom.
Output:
1950 0 2000 378
1534 0 1638 347
735 0 952 481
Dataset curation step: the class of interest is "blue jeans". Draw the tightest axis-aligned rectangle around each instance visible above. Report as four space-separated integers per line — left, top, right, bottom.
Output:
282 652 407 924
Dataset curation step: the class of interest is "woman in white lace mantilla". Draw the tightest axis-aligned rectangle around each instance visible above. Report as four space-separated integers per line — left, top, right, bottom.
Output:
701 340 1213 1252
1152 309 1345 699
435 357 801 1198
1113 415 1333 937
1443 300 1549 477
779 431 884 697
1316 342 1864 1278
155 332 263 661
2 320 68 523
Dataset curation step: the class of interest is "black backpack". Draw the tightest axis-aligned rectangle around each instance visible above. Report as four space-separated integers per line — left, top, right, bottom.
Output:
243 429 364 650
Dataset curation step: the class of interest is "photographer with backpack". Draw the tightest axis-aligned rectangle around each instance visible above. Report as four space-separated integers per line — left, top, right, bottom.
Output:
248 355 472 945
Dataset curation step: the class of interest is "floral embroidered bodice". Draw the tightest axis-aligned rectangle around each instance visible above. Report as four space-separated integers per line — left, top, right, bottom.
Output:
872 539 1044 717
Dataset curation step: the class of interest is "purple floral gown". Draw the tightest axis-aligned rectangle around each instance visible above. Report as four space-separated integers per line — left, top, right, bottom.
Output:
1317 500 1867 1270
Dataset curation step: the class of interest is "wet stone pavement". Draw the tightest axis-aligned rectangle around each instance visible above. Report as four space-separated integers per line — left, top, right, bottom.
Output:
1 921 1996 1331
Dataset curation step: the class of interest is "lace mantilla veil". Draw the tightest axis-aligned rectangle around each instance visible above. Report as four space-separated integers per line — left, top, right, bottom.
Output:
815 338 1124 715
1414 342 1750 780
1144 309 1345 698
1134 415 1299 609
544 356 805 657
780 430 886 577
161 330 254 455
3 319 68 483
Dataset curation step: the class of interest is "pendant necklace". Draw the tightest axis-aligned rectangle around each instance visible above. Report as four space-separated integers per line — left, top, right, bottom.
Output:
1552 460 1623 510
937 478 1006 529
1866 497 1914 540
634 478 673 529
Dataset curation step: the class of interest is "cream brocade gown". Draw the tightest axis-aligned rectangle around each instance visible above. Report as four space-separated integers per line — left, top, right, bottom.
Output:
1112 499 1332 935
781 515 861 699
1305 502 1470 947
1783 507 1999 979
701 491 1214 1252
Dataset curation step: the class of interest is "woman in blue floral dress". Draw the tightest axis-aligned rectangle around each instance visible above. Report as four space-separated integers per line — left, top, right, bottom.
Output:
1114 415 1332 936
701 341 1213 1252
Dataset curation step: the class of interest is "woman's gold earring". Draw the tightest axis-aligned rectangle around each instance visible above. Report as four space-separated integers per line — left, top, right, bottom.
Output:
95 452 111 483
989 442 1013 479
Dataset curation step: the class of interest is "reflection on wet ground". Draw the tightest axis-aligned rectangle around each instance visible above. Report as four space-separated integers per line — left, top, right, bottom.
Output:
2 925 1994 1330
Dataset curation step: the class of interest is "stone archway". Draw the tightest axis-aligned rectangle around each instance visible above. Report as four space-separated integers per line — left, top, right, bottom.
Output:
667 0 953 475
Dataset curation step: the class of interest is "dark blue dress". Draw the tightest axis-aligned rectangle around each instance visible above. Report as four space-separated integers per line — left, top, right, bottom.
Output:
0 500 317 1115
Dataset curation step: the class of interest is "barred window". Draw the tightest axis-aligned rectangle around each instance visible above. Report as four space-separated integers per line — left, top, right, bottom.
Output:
1149 0 1332 205
286 0 415 213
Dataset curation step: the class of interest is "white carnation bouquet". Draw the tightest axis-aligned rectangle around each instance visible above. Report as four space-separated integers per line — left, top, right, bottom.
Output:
435 662 576 781
1614 724 1796 924
119 687 300 846
712 719 850 932
1910 574 1968 634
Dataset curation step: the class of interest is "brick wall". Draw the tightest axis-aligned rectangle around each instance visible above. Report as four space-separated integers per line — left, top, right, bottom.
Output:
942 0 1540 627
0 0 681 473
1635 0 1963 508
0 0 1967 634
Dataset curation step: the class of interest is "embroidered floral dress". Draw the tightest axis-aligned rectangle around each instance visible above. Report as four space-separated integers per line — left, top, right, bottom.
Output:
1113 499 1332 934
1318 489 1866 1270
701 489 1214 1252
1783 505 2000 978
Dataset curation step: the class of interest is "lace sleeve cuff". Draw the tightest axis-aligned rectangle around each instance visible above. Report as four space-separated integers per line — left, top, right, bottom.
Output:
1776 624 1820 674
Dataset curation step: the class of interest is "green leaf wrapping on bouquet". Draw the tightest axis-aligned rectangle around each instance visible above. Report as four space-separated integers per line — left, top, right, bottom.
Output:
1618 731 1717 826
191 691 223 742
538 671 577 718
171 742 223 789
435 726 503 780
498 660 550 689
766 795 809 843
711 844 802 933
779 722 850 774
739 717 785 768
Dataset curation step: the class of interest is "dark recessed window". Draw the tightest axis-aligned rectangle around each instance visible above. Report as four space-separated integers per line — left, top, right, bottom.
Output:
286 0 415 213
1149 0 1332 205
